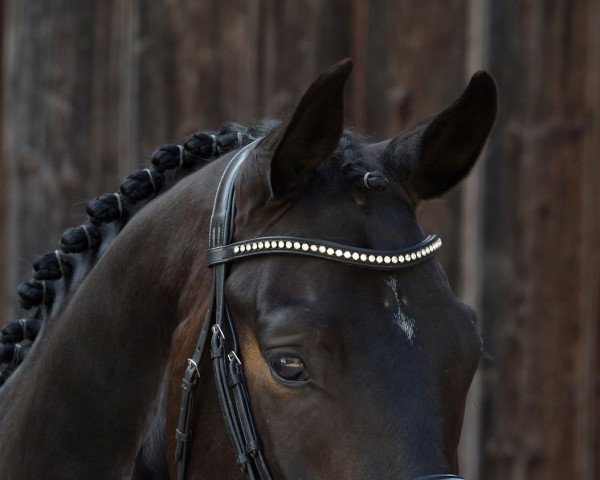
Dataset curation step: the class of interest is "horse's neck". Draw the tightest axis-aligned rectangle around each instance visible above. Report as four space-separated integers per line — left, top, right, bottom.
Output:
0 174 214 480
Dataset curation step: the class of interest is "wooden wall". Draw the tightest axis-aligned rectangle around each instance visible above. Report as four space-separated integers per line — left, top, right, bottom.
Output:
479 2 600 478
1 1 598 478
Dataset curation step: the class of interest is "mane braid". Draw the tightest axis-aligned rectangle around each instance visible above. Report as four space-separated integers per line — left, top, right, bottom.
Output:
0 121 379 386
0 121 270 386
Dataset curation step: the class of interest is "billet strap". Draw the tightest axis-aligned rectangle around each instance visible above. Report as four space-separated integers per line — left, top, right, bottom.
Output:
174 300 213 480
207 235 442 269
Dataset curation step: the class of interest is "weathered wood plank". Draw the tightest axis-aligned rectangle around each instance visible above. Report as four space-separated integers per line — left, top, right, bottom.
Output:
1 1 148 306
358 0 470 288
480 1 600 478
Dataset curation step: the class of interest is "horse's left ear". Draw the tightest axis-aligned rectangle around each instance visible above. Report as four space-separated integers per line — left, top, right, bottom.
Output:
268 59 352 197
241 59 352 206
384 71 497 199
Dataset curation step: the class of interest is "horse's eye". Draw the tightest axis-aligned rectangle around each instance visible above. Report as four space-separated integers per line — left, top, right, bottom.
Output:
269 355 310 382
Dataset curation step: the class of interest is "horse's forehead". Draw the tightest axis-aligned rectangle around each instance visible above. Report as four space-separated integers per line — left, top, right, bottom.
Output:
231 175 438 333
246 263 393 343
271 182 420 244
252 260 409 323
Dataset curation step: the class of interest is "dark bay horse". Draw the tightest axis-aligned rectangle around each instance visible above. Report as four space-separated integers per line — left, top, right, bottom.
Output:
0 60 496 479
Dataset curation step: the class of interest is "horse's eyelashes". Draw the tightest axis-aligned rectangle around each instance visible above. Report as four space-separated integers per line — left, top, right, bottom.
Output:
269 354 310 383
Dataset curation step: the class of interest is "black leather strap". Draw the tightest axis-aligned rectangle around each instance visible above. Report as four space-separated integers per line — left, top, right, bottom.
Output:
177 141 273 480
205 141 273 479
207 235 441 269
175 298 214 480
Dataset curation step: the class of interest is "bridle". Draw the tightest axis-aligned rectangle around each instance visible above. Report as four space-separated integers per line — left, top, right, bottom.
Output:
174 141 464 480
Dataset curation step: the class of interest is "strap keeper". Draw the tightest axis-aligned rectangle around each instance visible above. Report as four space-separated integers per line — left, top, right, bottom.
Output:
186 358 201 377
211 324 225 340
175 428 192 442
181 376 197 391
228 373 243 387
245 439 260 454
210 346 224 359
227 351 242 365
236 452 249 467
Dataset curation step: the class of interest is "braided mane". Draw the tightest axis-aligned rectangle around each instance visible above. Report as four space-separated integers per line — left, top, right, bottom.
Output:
0 121 386 386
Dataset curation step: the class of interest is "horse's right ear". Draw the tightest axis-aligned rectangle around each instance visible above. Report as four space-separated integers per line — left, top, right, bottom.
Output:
383 71 497 200
237 59 352 210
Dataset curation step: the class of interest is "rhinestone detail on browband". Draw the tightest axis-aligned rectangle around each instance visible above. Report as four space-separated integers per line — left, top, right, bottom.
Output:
206 235 442 269
231 238 441 264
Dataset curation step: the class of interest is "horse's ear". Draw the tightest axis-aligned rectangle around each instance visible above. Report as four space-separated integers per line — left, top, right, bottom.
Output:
383 71 497 200
252 59 352 199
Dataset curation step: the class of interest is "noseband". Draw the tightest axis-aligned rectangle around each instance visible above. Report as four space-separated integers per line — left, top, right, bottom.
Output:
175 142 464 480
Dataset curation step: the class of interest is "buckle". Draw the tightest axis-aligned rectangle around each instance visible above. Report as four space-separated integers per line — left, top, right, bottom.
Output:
211 324 225 340
227 351 242 365
175 428 192 442
186 358 201 377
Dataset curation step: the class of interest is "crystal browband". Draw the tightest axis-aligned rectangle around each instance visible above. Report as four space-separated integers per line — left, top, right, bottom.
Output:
206 234 442 270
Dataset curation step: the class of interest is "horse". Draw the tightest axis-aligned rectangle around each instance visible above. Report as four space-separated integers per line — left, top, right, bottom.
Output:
0 59 496 479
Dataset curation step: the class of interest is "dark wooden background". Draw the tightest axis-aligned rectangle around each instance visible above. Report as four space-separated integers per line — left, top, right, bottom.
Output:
1 1 598 478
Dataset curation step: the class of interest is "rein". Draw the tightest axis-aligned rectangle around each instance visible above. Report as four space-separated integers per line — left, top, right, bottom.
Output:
175 142 464 480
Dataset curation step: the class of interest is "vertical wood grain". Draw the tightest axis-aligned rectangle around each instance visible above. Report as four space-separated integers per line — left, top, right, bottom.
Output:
480 1 599 478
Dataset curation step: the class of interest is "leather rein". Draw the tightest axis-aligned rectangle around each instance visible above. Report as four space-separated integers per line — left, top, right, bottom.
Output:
174 142 464 480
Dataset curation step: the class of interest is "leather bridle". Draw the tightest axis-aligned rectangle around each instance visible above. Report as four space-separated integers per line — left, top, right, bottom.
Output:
174 141 464 480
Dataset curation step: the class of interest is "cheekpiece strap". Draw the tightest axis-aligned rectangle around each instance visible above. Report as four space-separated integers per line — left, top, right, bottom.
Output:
207 235 442 269
177 140 273 480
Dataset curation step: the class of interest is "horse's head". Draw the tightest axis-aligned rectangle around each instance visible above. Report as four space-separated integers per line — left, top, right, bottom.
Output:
0 48 494 479
219 60 497 479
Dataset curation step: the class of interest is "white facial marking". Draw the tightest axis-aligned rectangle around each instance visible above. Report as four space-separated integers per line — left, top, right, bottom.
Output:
386 277 415 342
354 192 367 206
